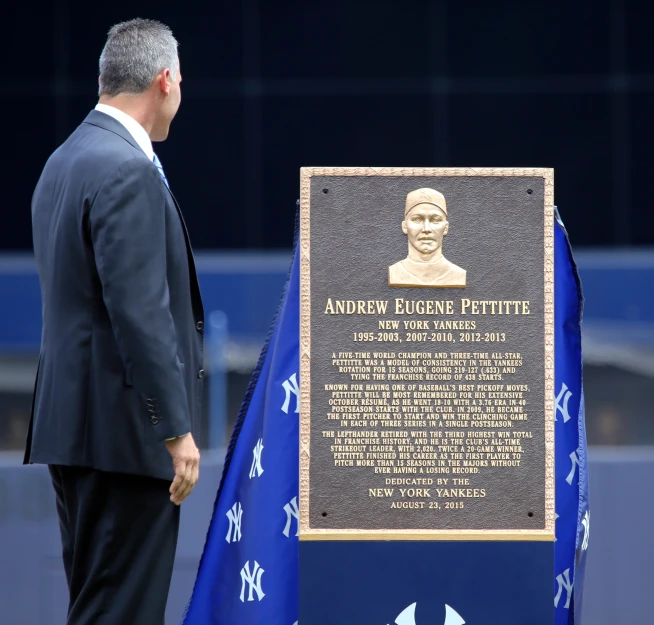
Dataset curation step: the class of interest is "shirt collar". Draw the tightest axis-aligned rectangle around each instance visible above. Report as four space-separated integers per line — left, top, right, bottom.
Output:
94 103 154 161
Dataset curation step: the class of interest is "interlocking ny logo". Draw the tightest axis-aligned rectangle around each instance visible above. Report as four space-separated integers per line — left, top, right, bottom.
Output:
390 602 465 625
240 560 265 602
283 496 299 537
566 450 580 485
282 372 300 414
555 382 573 423
249 438 264 479
225 502 243 543
554 568 573 609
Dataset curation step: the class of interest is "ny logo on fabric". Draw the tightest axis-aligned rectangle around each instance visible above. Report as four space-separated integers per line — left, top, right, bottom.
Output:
282 372 300 414
566 450 580 485
225 502 243 543
249 439 264 479
240 560 265 602
391 602 465 625
554 569 573 609
283 496 299 537
555 382 573 423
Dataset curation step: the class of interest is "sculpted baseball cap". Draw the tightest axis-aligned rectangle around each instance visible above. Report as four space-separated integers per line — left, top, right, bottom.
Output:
404 187 447 217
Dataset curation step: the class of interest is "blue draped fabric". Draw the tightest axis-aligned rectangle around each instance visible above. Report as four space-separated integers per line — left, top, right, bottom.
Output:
553 208 590 624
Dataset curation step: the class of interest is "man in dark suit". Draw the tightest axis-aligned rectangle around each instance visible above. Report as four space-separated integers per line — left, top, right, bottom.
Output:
25 18 204 624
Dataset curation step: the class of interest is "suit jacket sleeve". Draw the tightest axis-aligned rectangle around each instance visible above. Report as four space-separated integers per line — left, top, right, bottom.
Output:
90 158 191 441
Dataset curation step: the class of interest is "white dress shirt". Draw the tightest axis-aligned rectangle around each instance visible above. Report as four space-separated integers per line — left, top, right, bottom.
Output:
94 103 154 161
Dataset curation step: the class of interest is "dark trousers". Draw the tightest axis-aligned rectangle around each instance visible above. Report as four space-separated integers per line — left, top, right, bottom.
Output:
49 465 180 625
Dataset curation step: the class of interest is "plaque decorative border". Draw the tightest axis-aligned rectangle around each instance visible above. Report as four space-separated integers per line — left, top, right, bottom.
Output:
299 167 555 541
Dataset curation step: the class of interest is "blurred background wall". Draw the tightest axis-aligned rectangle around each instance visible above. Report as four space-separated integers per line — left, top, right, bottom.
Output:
2 1 653 623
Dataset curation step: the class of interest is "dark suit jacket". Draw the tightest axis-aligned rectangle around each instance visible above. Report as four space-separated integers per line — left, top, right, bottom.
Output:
24 110 205 481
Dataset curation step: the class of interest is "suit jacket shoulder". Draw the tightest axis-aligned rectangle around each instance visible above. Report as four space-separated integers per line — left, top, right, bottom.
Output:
42 111 155 200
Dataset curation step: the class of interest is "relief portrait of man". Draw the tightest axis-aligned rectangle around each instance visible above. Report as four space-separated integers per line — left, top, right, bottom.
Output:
388 187 467 288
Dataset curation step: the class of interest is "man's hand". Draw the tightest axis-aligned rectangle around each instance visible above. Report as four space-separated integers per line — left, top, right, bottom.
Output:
165 433 200 505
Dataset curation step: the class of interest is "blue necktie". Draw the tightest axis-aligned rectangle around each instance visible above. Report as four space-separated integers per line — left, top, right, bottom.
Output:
152 153 169 188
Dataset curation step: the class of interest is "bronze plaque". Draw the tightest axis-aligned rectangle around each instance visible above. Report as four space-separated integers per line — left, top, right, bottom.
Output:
299 168 554 541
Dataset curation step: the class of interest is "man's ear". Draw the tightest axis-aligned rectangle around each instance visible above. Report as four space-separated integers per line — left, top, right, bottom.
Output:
158 70 171 95
401 220 408 235
443 221 449 236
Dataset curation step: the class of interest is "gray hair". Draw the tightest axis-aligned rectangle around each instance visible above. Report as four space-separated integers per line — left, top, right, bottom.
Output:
98 18 179 97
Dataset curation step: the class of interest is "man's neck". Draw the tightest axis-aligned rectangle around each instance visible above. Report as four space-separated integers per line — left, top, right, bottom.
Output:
98 95 155 137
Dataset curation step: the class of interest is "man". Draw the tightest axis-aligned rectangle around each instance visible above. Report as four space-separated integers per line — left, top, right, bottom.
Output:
25 19 203 624
388 187 466 287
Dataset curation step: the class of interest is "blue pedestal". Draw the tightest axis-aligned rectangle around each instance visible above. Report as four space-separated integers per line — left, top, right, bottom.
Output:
300 541 553 625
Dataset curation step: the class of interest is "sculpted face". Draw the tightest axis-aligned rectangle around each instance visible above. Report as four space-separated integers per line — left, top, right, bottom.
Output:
402 205 449 256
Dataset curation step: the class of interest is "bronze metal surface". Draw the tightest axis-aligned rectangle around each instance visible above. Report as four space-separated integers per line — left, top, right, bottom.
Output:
299 167 554 541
